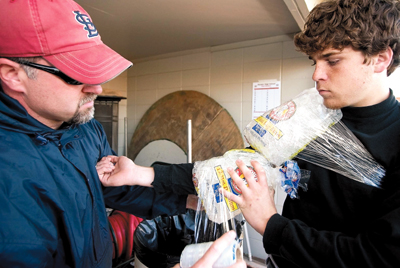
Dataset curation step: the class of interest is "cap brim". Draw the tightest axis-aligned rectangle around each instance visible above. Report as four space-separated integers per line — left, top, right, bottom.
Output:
44 44 132 85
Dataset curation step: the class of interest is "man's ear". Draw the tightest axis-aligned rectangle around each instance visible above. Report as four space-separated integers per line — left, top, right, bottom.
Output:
374 47 394 74
0 58 26 93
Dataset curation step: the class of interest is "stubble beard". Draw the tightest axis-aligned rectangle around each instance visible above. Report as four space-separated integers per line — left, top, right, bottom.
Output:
68 94 97 125
322 98 344 110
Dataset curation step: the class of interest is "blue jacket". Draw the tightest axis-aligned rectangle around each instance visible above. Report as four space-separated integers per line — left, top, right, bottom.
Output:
0 89 187 267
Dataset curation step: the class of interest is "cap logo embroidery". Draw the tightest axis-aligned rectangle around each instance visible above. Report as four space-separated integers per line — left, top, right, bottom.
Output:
73 11 99 38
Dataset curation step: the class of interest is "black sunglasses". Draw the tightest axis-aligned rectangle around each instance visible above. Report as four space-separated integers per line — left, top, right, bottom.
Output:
17 61 83 85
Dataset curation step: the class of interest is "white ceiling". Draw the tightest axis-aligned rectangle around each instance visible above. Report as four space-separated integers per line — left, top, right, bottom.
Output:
75 0 315 62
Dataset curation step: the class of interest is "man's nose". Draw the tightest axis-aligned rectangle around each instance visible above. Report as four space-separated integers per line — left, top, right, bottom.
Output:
83 84 102 95
312 64 327 82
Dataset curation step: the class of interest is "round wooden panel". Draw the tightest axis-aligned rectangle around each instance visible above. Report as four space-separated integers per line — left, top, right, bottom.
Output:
128 90 244 162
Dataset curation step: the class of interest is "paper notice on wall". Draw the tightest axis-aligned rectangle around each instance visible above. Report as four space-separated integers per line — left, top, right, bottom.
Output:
252 80 281 119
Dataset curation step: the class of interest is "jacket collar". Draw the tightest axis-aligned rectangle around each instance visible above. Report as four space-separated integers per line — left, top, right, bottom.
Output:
0 85 82 145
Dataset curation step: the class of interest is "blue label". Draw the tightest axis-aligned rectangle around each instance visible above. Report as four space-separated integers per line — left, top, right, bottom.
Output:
252 124 266 137
213 183 222 203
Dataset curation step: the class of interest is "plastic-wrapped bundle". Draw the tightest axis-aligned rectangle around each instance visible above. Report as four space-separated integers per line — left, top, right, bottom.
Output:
244 87 385 188
243 88 342 166
192 149 278 224
296 120 385 187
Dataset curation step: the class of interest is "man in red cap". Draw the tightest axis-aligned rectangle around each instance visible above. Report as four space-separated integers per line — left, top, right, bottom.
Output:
0 1 192 267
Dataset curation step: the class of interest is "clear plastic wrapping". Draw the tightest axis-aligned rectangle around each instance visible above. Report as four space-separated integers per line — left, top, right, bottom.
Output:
192 149 278 224
243 88 385 188
296 120 385 187
243 88 342 166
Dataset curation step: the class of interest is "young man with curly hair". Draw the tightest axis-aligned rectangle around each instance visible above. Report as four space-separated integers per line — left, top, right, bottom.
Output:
226 0 400 267
104 0 400 267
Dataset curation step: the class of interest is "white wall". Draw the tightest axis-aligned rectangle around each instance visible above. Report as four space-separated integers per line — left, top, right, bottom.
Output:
388 68 400 98
125 34 315 261
126 34 315 151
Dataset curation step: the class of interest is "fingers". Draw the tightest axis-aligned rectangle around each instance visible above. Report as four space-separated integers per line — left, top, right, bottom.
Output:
227 159 259 193
227 165 248 190
107 155 119 164
231 260 247 268
99 174 112 185
224 159 271 204
96 157 116 186
221 188 242 206
224 160 254 204
236 159 258 188
269 187 275 197
96 158 115 171
250 160 269 188
196 231 237 267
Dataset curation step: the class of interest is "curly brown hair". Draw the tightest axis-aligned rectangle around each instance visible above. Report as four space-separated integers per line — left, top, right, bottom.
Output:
294 0 400 75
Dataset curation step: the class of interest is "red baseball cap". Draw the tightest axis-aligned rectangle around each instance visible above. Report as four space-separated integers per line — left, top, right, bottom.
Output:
0 0 132 85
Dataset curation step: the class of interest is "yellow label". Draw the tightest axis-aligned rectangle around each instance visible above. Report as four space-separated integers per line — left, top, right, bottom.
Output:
227 148 255 153
214 165 238 212
255 116 283 139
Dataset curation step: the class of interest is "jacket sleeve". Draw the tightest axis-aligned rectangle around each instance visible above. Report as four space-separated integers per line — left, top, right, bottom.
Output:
263 170 400 267
94 120 190 219
102 185 188 219
151 163 196 195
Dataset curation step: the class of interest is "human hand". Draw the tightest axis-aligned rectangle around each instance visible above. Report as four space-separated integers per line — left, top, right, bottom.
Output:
96 156 115 181
222 159 277 235
172 231 246 268
98 155 155 187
